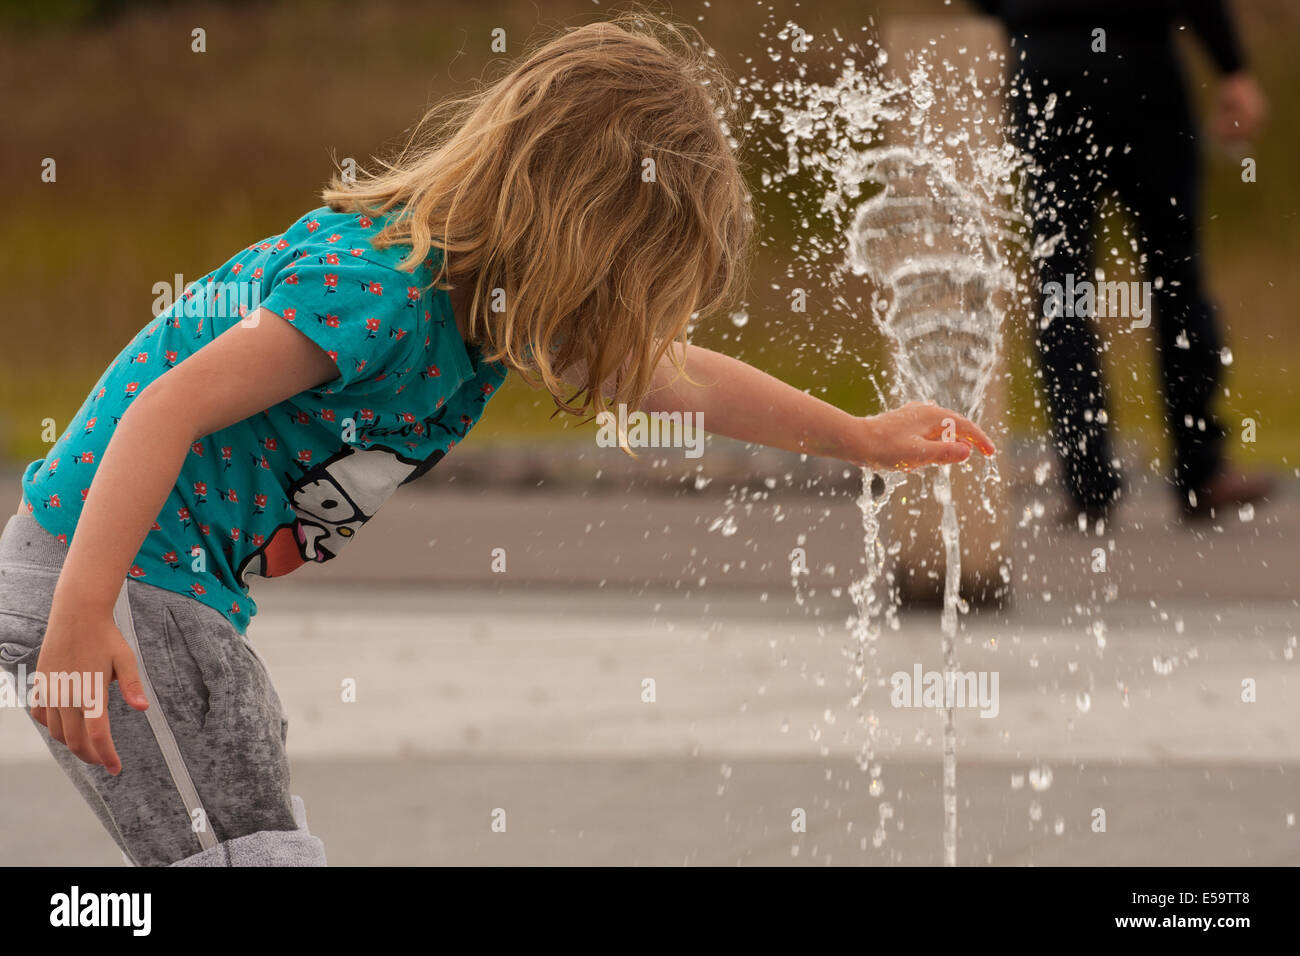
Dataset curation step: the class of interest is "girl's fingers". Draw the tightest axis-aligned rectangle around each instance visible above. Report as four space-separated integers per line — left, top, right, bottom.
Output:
928 409 996 455
85 713 121 775
925 440 972 465
47 707 65 746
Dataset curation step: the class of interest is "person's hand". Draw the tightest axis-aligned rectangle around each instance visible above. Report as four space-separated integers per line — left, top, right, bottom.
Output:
854 401 996 471
29 607 149 775
1214 72 1267 143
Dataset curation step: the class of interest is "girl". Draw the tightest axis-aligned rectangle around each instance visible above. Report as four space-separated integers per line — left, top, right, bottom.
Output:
0 15 993 866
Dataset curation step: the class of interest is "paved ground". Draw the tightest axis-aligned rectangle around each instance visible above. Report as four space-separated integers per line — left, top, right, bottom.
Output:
0 441 1296 866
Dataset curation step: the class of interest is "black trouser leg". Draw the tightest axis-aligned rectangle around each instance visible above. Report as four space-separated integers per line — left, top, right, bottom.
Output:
1019 106 1123 512
1112 127 1226 494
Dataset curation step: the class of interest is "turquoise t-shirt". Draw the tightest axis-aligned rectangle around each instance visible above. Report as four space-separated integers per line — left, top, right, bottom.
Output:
22 206 507 634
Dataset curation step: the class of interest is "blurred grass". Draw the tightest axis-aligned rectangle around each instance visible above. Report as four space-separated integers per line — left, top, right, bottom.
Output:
0 0 1296 469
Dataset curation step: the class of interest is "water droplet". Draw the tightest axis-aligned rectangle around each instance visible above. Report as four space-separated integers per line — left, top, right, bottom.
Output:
1239 502 1255 523
1029 801 1043 822
729 309 749 328
1053 816 1065 836
1220 347 1234 366
1152 655 1175 676
1075 691 1091 713
1028 765 1053 792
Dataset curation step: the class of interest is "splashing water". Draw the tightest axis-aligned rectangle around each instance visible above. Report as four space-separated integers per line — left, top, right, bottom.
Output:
753 25 1032 865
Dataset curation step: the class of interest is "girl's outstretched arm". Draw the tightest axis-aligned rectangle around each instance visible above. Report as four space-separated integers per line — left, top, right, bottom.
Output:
640 343 995 470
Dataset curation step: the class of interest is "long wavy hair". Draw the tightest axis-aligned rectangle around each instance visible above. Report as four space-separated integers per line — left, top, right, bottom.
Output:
323 11 753 431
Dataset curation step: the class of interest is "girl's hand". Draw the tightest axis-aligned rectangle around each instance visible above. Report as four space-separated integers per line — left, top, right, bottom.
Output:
854 401 996 471
29 609 149 776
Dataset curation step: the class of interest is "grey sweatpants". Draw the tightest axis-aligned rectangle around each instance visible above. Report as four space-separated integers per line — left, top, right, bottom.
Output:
0 511 325 866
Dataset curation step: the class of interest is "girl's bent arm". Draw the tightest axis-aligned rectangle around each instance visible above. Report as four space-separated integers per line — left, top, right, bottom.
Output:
35 308 336 773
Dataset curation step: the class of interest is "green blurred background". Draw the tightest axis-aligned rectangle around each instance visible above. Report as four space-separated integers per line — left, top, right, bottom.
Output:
1 0 1296 468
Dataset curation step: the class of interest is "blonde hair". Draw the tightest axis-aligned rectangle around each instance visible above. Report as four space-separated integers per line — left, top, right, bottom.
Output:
323 11 753 426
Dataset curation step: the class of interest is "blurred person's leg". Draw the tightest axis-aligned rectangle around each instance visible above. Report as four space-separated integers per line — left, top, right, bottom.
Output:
1110 108 1227 503
1015 92 1123 518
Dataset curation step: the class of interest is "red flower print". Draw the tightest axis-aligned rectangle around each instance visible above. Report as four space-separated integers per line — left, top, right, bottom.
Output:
47 494 61 508
125 382 139 395
481 383 495 396
367 281 383 295
307 219 320 232
56 534 67 545
325 253 340 265
461 415 472 425
199 524 210 536
324 274 339 290
425 364 440 378
227 489 238 503
129 566 145 578
401 412 416 424
276 239 289 251
328 233 342 243
221 446 233 460
358 216 373 228
359 408 374 421
191 442 204 456
349 247 363 257
253 493 267 512
252 267 264 280
263 437 278 451
327 350 338 363
165 350 178 364
250 534 264 547
365 317 381 333
321 409 336 423
284 273 300 285
392 328 407 341
295 411 311 426
79 451 94 464
232 263 243 275
82 489 90 501
162 551 178 564
96 388 106 399
282 308 297 322
230 528 241 541
324 314 340 328
412 423 424 435
178 507 191 521
135 352 148 363
407 287 420 303
151 520 161 530
230 601 241 615
297 450 312 464
191 584 206 597
194 482 207 495
47 458 59 475
85 417 97 432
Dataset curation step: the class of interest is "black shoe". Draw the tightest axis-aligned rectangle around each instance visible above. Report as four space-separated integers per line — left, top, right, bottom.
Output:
1182 466 1277 521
